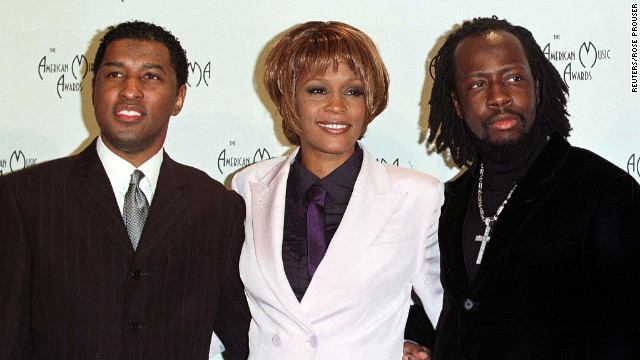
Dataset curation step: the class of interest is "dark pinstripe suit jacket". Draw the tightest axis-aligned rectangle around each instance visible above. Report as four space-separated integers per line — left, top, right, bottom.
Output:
0 140 250 359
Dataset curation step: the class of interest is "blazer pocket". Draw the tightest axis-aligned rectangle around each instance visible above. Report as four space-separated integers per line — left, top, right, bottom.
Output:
371 226 412 245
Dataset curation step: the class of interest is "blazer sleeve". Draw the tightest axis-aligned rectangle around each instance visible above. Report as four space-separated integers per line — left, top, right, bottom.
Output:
214 191 250 360
0 176 33 358
406 181 445 347
588 173 640 358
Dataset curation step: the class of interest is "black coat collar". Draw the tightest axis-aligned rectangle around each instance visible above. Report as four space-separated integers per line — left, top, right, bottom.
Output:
441 132 571 294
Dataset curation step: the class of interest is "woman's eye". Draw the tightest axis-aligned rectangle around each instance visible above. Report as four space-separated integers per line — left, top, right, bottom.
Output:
346 88 364 96
306 87 326 94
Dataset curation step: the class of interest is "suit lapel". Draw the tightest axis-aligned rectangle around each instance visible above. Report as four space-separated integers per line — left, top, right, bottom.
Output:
134 153 189 261
71 140 133 259
471 133 570 287
439 169 476 295
300 147 408 312
249 149 316 331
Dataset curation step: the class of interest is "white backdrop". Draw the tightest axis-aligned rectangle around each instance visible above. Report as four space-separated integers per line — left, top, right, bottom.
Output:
1 0 638 357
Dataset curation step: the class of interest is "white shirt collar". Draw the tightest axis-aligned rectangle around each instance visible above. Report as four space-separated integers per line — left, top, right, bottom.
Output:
96 135 163 214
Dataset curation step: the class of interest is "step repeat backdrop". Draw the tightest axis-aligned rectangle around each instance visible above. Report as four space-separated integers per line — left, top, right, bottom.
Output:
1 0 639 357
1 1 638 186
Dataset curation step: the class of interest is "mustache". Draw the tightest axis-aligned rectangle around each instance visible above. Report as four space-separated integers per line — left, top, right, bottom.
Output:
481 109 526 130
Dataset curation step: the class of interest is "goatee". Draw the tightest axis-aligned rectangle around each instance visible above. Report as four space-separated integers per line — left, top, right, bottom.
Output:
470 111 541 164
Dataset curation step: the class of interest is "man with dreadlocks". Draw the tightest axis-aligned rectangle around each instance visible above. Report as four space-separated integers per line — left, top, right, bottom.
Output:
403 16 640 360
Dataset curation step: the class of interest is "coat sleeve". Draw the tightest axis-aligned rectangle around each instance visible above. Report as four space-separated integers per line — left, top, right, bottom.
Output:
214 191 250 360
588 173 640 358
0 176 33 358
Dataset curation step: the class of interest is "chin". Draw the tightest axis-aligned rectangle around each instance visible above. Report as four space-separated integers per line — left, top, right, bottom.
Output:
320 140 356 152
488 130 525 145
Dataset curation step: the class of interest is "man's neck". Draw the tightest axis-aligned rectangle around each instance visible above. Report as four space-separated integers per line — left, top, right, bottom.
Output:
477 121 549 190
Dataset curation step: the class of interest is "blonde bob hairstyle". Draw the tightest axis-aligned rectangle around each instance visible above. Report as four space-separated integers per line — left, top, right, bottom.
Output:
264 21 390 146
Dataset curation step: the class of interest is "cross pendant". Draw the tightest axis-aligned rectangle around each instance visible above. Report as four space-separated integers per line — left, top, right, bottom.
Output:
475 220 492 264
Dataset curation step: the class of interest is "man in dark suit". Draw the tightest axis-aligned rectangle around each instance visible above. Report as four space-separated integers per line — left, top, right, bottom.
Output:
403 16 640 359
0 21 249 359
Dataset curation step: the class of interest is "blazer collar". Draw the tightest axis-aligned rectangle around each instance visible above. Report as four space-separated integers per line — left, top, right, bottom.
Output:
71 139 190 261
134 151 189 261
248 143 408 326
249 147 312 330
71 139 134 258
300 144 407 312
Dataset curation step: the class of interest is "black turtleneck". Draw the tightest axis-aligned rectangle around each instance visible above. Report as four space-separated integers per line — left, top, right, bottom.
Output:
462 121 549 282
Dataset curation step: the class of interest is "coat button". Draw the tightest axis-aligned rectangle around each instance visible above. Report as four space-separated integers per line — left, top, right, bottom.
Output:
464 299 475 311
131 269 142 280
130 322 141 332
309 335 318 348
272 335 281 346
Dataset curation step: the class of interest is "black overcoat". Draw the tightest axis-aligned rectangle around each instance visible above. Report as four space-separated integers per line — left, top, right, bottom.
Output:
433 133 640 359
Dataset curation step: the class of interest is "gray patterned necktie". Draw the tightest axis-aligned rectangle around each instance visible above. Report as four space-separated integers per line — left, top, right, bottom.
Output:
124 170 149 250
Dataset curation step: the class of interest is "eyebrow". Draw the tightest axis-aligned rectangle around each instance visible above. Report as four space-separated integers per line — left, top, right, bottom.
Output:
467 65 524 78
303 76 362 83
101 61 167 74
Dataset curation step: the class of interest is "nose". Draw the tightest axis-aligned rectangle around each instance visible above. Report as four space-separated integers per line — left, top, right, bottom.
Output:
119 76 143 100
324 93 347 113
486 81 511 108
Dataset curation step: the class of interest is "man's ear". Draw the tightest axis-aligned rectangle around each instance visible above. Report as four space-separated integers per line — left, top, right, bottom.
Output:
172 84 187 116
451 91 464 119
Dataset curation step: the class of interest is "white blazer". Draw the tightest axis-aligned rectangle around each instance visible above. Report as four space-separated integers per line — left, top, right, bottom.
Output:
231 144 444 360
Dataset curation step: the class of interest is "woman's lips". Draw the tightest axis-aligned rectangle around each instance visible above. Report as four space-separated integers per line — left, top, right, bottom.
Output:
317 122 350 134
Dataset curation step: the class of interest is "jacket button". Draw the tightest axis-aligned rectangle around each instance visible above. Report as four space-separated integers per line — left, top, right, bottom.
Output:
309 335 318 348
130 322 141 332
131 269 142 280
463 299 475 311
272 335 281 346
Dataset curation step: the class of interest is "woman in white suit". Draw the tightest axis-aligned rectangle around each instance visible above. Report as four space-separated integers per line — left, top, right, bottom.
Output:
232 21 443 359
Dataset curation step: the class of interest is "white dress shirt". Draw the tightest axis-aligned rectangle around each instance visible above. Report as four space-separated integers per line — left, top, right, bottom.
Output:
96 135 162 216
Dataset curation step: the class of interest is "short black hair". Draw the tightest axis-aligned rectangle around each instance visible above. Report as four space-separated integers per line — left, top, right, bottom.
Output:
427 16 572 168
92 20 188 90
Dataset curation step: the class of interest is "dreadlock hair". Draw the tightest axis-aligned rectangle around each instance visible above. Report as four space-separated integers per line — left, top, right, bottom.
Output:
427 16 571 168
93 20 188 92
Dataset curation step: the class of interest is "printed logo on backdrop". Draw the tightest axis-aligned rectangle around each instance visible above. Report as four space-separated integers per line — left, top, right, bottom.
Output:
217 141 273 175
37 49 93 99
0 151 37 176
214 143 404 175
37 49 212 98
542 36 612 85
187 61 212 87
627 153 640 182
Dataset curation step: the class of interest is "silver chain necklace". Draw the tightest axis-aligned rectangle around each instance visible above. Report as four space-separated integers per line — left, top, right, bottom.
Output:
474 163 517 264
